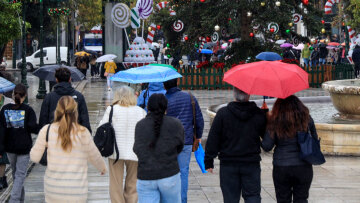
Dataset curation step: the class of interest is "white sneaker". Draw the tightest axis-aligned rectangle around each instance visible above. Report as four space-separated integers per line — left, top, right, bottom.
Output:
108 88 111 91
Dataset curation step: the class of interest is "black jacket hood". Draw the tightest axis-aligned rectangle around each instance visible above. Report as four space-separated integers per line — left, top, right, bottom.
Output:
227 101 260 121
54 82 75 96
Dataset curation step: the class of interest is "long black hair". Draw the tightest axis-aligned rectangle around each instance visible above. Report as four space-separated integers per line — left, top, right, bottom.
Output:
147 93 168 148
13 84 27 109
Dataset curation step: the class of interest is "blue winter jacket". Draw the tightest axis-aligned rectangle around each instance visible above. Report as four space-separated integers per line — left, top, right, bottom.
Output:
137 82 166 111
165 87 204 145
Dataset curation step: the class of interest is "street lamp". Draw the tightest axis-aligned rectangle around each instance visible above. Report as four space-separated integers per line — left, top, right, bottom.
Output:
21 0 28 87
36 0 46 99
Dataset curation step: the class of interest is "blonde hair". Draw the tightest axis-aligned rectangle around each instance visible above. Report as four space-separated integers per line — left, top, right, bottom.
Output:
54 96 82 152
112 86 137 106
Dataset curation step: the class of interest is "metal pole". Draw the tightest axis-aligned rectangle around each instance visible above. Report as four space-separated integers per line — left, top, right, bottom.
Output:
345 26 350 57
21 0 28 87
67 15 71 66
56 0 61 64
12 40 16 69
37 0 46 99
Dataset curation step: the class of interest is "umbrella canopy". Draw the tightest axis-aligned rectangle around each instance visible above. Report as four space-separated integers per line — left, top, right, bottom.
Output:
0 77 15 94
84 49 98 56
110 64 182 83
326 46 337 49
293 43 304 50
341 42 352 46
198 49 213 54
328 42 340 46
221 43 228 49
256 52 282 61
203 42 216 49
275 40 286 45
32 65 85 82
96 54 117 63
75 51 91 56
280 43 293 48
223 61 309 99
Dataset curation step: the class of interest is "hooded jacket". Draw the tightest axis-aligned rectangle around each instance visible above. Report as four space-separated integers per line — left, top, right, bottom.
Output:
302 44 311 59
137 82 166 111
352 46 360 64
39 82 91 132
204 101 267 169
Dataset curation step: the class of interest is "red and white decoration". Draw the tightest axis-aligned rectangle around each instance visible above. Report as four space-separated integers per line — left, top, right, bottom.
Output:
172 20 184 32
146 23 156 46
199 37 206 51
324 0 340 14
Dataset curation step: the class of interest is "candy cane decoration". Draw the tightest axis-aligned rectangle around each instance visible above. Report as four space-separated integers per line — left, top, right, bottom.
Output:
146 23 156 46
199 37 206 51
348 26 356 43
324 0 340 14
155 2 176 16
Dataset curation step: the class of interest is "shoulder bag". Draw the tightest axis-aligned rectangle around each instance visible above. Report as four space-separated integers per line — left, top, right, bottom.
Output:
189 92 199 152
297 127 326 165
39 124 51 166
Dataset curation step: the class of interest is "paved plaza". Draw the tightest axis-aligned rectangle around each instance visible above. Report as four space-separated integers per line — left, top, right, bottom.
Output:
1 74 360 202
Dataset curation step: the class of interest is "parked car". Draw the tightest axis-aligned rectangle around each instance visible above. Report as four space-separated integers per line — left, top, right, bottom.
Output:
16 47 68 70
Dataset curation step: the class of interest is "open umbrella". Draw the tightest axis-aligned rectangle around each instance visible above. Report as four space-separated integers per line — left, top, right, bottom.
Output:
326 46 336 49
96 54 117 63
280 43 293 48
0 77 15 94
110 64 182 83
198 49 213 54
221 43 228 49
223 61 309 99
256 52 282 61
293 43 304 50
328 42 340 46
75 51 91 57
275 40 286 45
32 64 85 82
84 49 98 56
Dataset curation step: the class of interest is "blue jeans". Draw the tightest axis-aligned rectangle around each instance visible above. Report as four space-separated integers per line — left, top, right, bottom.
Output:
303 58 309 66
310 60 317 67
319 58 326 64
7 153 29 203
137 173 181 203
177 145 192 203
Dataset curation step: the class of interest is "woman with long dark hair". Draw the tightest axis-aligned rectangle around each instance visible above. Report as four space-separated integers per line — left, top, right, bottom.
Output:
0 84 39 202
261 95 317 202
134 93 184 203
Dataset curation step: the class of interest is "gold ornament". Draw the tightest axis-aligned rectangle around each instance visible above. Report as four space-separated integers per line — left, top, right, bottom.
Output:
247 11 252 17
275 35 280 40
288 22 293 27
261 2 265 6
321 28 326 33
148 27 152 32
275 1 281 6
179 60 183 65
214 25 220 31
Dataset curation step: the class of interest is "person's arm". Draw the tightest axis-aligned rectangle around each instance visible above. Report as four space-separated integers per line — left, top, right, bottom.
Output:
0 108 6 155
98 106 111 127
261 131 275 152
204 111 223 170
137 90 145 107
39 95 50 128
27 107 40 134
177 122 185 154
77 94 92 133
194 97 204 139
86 129 107 174
309 116 319 140
30 125 48 163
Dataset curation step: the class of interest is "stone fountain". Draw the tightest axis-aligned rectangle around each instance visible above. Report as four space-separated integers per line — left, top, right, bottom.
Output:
207 79 360 156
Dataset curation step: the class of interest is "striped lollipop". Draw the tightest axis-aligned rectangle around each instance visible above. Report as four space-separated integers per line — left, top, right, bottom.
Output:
131 8 140 28
172 20 184 32
136 0 153 19
146 23 156 46
111 3 130 28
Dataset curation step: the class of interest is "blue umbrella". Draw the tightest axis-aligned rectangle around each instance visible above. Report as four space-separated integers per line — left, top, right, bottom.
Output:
0 77 15 94
198 49 213 54
110 64 182 83
256 52 282 61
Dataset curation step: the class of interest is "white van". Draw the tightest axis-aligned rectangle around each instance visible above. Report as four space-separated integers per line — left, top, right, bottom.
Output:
16 47 68 70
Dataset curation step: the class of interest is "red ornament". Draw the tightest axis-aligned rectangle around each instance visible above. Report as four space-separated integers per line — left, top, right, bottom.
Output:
270 28 275 33
206 37 211 42
136 54 139 57
156 25 161 30
321 20 325 24
302 0 309 5
249 32 254 37
184 36 189 41
200 0 206 2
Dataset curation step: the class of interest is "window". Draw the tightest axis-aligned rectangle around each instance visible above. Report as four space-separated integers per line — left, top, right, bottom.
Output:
34 50 47 58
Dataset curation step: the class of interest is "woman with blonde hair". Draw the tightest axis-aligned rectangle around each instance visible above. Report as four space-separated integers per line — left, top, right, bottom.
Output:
98 85 146 203
30 96 106 203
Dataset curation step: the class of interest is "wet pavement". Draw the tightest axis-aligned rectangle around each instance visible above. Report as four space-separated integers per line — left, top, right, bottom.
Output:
2 74 360 202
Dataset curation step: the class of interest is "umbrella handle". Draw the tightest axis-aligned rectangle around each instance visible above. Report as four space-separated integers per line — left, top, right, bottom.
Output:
261 100 268 110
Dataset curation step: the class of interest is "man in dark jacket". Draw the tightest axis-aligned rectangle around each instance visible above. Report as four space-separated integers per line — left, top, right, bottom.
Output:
163 78 204 203
319 46 328 65
205 88 267 203
352 45 360 78
39 68 91 132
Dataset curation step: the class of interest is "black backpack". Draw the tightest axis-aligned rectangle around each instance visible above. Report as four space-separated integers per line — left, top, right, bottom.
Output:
94 105 119 163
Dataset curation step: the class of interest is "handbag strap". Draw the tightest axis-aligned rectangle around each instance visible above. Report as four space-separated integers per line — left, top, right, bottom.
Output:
189 92 197 140
109 105 113 124
46 124 51 142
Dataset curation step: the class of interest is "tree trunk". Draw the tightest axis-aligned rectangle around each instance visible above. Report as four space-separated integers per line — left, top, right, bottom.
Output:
0 44 6 63
240 9 252 41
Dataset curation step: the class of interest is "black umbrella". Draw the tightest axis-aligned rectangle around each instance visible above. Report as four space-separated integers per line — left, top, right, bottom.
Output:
84 49 98 56
32 65 85 82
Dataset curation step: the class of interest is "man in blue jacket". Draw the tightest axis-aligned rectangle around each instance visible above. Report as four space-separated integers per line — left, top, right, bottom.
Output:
164 78 204 203
137 82 166 111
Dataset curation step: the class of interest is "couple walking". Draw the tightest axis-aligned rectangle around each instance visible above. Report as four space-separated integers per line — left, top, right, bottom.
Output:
205 88 317 203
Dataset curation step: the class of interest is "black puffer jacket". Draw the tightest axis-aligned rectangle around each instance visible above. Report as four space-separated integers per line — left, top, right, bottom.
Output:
134 114 184 180
261 117 317 166
39 82 91 132
352 46 360 64
204 102 267 169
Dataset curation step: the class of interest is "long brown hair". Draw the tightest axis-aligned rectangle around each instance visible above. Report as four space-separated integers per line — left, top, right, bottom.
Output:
267 95 309 139
53 96 81 151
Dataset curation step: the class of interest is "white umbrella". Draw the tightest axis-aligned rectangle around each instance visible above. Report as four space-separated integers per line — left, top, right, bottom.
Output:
293 43 304 50
152 42 160 48
96 54 117 63
275 40 286 45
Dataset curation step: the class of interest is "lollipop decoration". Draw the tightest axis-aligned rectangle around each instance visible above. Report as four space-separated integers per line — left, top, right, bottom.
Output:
199 37 206 51
172 20 184 32
136 0 153 19
131 8 140 29
324 0 340 14
111 3 131 46
293 14 301 24
268 22 279 34
212 32 219 43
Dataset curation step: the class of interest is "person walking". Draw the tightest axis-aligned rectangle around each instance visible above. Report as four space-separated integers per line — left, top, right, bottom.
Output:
134 94 184 203
104 60 117 91
0 92 13 190
90 55 99 78
261 95 315 203
0 84 39 203
319 46 328 65
137 82 166 111
39 67 91 132
98 86 146 203
163 78 204 203
30 96 107 203
301 44 311 66
310 47 319 68
204 88 267 203
352 45 360 78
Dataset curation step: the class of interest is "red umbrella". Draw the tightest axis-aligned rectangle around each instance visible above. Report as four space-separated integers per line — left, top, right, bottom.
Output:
223 61 309 99
328 42 340 46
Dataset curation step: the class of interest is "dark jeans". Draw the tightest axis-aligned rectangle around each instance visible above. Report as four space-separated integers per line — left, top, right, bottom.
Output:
220 162 261 203
79 68 87 78
355 63 360 78
273 165 313 203
91 64 99 76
